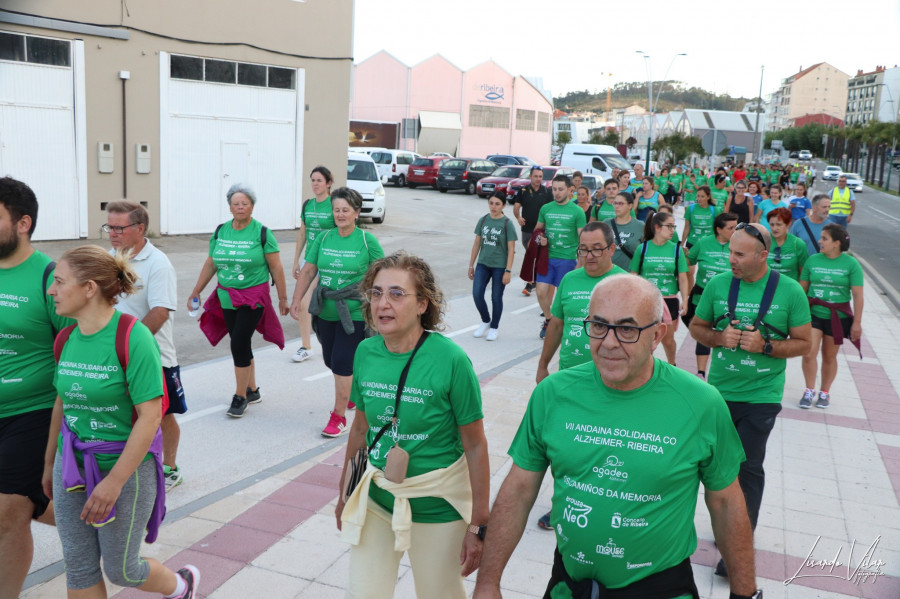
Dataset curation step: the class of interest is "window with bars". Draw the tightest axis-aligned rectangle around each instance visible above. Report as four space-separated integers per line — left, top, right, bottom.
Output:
537 112 550 132
469 105 510 129
515 109 535 131
170 54 296 90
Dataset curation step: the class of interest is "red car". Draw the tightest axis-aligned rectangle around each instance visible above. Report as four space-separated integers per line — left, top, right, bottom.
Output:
406 156 449 189
505 166 575 201
476 165 531 198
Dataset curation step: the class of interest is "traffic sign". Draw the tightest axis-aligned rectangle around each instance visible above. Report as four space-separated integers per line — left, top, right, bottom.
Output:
701 130 727 155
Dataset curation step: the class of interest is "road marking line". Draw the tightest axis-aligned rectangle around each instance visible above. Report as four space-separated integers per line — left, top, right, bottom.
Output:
867 205 900 224
176 405 224 424
511 303 542 315
447 324 479 338
304 370 334 381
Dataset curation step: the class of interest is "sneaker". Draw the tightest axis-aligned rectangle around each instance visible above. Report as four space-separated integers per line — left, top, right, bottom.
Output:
714 558 728 578
537 512 552 530
521 285 532 297
163 465 183 492
696 372 706 380
539 318 549 339
486 328 499 341
347 400 356 410
175 565 200 599
321 411 347 438
227 395 249 418
292 346 313 363
473 323 490 338
246 387 262 404
799 388 815 409
816 391 830 409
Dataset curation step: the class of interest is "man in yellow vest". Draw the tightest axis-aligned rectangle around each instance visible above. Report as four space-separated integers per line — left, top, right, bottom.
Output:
828 175 855 228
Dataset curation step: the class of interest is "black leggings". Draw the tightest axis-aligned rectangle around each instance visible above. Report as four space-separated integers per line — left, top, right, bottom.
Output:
222 306 264 367
682 285 711 356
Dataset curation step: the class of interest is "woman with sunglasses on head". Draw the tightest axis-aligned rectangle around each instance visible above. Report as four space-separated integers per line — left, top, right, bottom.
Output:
766 207 809 281
338 252 489 599
290 187 384 437
799 223 863 410
468 191 517 341
630 212 689 365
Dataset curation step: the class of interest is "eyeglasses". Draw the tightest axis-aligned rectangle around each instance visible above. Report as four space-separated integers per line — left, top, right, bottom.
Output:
660 224 676 230
576 244 613 257
101 223 139 234
735 222 768 250
363 288 417 303
582 319 659 343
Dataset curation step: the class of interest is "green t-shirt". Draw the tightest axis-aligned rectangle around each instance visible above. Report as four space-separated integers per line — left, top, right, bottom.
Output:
800 253 864 318
789 171 799 183
655 176 670 194
306 228 384 321
474 214 517 269
538 200 587 260
687 236 731 296
509 359 744 590
551 265 627 370
0 251 73 418
301 196 335 260
695 174 709 188
351 333 483 523
210 219 280 309
668 173 684 192
54 312 163 471
768 234 809 281
768 171 781 185
696 269 811 403
630 241 687 296
682 179 697 204
591 201 616 222
606 218 644 272
710 186 729 207
685 204 718 246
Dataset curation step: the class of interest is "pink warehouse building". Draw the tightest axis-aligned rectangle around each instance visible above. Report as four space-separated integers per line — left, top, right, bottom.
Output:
350 51 553 163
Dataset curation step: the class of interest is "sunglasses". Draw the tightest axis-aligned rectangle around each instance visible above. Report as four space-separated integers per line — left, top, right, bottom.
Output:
735 222 768 250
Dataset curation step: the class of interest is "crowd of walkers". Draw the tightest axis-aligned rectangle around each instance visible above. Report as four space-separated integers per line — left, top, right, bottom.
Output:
0 154 866 599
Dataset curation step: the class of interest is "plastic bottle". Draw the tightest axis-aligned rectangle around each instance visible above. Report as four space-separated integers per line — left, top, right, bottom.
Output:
188 297 201 319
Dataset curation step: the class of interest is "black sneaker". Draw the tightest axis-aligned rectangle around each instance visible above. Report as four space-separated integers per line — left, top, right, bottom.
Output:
714 558 728 578
246 387 262 404
176 565 200 598
537 512 552 530
227 395 249 418
539 318 550 339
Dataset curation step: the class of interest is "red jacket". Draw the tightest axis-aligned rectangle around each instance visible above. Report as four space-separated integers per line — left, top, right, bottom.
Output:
199 283 285 350
520 231 549 282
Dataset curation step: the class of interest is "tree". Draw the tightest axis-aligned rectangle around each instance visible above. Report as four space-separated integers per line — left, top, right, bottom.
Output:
555 131 572 147
651 131 705 163
590 130 619 146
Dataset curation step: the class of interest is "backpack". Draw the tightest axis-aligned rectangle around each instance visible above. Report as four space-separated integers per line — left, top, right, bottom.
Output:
637 241 681 281
714 270 788 340
214 222 273 285
43 261 58 335
53 313 170 420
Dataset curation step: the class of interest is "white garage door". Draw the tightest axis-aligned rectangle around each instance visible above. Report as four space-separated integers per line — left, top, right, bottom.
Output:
0 32 86 240
160 52 305 235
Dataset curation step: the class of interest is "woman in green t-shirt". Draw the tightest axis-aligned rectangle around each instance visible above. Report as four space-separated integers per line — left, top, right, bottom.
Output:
291 187 385 437
799 223 864 409
766 207 809 281
468 191 518 341
338 252 489 599
291 166 335 364
630 212 689 365
46 246 199 599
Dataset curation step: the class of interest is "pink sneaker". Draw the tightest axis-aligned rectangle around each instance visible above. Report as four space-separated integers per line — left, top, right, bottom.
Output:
347 400 356 410
321 411 347 438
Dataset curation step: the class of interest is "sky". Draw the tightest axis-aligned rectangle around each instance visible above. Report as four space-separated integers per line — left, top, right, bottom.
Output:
353 0 900 104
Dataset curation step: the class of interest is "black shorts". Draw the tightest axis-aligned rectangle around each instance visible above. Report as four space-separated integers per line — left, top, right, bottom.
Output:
163 365 187 415
811 314 852 338
315 317 367 377
663 297 680 328
0 408 52 518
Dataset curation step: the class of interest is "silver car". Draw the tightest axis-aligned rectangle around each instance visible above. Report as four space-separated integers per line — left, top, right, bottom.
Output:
839 173 864 192
823 165 842 181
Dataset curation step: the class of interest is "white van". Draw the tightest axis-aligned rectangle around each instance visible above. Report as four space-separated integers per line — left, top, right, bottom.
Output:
369 149 421 187
346 152 386 223
560 144 633 183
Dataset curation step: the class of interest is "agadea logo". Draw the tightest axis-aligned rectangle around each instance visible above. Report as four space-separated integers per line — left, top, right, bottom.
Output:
480 83 504 101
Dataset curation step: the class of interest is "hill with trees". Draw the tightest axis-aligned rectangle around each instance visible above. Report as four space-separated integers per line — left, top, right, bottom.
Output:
555 81 751 113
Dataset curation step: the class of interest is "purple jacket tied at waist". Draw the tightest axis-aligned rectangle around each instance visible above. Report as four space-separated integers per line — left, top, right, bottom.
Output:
60 420 166 543
199 282 285 349
808 297 862 358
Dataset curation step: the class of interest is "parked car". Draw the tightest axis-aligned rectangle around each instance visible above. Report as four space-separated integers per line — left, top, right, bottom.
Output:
436 158 498 194
823 165 842 181
505 166 576 201
406 156 449 189
839 173 864 192
560 143 634 182
798 150 813 160
431 152 454 158
486 154 538 167
346 151 386 223
581 174 604 195
789 151 800 159
369 149 421 187
476 165 531 198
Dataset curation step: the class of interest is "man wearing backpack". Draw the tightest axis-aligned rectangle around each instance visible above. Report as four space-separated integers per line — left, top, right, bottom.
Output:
789 194 832 255
0 177 72 599
689 223 811 579
106 201 187 492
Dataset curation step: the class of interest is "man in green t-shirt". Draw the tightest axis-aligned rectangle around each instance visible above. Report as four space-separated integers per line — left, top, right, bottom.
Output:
604 194 643 271
0 177 71 598
533 175 587 339
474 274 758 599
689 223 811 578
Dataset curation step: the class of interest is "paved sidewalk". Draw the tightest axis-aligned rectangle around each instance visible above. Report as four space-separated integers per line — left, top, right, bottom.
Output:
22 282 900 599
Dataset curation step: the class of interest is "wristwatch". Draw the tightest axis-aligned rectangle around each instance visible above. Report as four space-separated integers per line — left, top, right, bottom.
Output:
467 524 487 540
763 340 773 356
730 591 763 599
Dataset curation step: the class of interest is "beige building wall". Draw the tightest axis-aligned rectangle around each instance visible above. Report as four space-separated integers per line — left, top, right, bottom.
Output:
785 63 849 124
1 0 352 237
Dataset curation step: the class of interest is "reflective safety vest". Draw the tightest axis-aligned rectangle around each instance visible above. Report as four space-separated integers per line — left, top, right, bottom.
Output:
830 187 852 215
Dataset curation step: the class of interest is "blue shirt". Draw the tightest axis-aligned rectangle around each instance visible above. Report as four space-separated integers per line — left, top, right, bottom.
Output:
788 196 811 221
789 216 832 255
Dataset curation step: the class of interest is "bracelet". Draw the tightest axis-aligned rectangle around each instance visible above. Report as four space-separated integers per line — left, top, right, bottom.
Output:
504 269 511 273
278 297 288 301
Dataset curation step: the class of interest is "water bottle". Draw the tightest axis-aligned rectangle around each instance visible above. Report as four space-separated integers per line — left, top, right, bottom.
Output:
188 297 201 319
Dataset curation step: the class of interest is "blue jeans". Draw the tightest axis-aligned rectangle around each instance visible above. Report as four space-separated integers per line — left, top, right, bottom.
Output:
472 263 507 329
829 214 849 228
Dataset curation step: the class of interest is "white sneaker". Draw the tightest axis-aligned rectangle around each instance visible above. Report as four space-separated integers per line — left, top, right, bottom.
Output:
473 323 490 338
292 346 313 362
486 328 499 341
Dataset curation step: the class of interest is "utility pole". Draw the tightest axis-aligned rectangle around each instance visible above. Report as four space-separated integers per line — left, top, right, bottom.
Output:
754 65 764 160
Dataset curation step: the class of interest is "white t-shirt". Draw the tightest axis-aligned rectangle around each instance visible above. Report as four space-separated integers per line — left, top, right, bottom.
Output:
111 240 178 367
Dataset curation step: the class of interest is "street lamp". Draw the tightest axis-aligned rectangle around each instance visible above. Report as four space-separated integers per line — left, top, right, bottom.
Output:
636 51 686 172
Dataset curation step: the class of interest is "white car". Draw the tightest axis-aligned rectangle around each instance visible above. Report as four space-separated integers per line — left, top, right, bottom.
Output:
839 173 864 193
823 165 842 181
346 152 386 223
798 150 813 160
369 149 421 187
